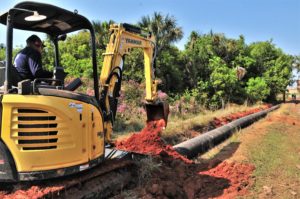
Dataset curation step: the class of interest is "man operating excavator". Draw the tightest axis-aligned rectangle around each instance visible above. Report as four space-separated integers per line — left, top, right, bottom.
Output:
14 35 52 85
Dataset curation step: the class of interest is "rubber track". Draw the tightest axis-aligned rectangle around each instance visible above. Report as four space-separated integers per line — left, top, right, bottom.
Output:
0 159 135 199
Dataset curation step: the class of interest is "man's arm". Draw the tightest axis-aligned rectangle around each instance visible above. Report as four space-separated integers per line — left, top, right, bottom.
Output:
28 52 53 78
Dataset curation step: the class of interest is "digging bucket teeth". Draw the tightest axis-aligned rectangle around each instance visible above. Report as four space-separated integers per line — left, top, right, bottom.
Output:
145 102 169 127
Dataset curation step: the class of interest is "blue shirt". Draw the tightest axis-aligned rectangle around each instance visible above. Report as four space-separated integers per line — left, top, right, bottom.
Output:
14 47 52 80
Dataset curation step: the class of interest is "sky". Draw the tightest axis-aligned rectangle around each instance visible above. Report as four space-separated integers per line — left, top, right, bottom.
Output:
0 0 299 56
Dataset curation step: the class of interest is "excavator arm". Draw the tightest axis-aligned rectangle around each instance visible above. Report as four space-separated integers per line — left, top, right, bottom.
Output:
99 23 169 143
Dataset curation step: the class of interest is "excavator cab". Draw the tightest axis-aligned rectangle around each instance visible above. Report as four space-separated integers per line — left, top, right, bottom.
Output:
0 6 95 93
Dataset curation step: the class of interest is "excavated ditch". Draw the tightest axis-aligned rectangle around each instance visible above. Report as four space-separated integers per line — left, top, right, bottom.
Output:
114 115 258 198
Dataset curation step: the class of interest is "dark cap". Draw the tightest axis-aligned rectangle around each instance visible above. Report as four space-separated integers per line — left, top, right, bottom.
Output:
26 35 45 47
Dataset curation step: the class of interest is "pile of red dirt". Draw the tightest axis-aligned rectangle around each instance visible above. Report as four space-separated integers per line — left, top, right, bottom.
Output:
212 104 272 127
199 161 255 198
0 186 63 199
115 119 193 164
130 159 255 199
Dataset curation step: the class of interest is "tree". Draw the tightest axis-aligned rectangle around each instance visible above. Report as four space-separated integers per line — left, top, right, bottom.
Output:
121 12 184 93
246 77 270 103
293 55 300 71
209 56 238 108
155 45 184 92
0 45 5 60
42 31 103 78
185 31 200 50
123 45 185 93
248 41 293 101
138 12 183 54
92 20 115 50
123 49 144 82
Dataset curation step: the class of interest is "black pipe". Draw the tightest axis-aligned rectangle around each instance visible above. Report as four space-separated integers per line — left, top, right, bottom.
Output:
174 105 280 159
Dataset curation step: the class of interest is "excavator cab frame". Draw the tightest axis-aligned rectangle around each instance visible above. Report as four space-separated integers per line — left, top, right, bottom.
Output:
0 1 100 99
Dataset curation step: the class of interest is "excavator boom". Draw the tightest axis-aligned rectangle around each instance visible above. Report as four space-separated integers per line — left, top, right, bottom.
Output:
99 23 169 142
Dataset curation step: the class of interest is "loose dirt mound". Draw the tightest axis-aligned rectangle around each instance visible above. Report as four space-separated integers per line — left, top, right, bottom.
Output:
126 158 255 199
212 104 272 127
0 186 63 199
199 161 255 198
115 119 193 164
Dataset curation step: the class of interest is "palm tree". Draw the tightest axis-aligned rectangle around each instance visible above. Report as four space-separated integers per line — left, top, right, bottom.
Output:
138 12 183 54
92 20 115 49
186 31 200 50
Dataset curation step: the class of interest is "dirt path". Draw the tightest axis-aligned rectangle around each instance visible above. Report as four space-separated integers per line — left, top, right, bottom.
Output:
202 102 300 198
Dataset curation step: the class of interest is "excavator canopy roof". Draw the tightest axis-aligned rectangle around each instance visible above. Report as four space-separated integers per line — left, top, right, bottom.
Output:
0 1 93 37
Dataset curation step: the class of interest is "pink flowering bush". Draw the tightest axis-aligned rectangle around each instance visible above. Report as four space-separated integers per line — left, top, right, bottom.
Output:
157 90 168 100
117 103 128 114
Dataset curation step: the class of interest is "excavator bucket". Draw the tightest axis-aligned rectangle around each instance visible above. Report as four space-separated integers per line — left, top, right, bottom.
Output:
145 102 169 127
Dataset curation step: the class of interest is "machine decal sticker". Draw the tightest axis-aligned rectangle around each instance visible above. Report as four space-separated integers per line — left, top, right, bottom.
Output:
69 102 83 113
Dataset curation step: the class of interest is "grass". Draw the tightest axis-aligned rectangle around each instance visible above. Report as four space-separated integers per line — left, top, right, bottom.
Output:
250 126 286 180
112 115 144 140
246 108 300 198
136 156 162 185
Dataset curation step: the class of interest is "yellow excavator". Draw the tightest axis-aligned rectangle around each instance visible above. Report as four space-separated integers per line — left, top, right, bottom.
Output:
0 2 168 182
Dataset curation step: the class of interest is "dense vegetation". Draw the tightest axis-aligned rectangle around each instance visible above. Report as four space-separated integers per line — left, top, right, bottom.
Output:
0 12 296 109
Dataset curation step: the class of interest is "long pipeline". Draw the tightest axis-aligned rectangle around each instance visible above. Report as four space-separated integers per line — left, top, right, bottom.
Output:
174 105 280 159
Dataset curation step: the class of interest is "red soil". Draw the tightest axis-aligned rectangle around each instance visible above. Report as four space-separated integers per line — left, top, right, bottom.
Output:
115 119 193 164
212 104 272 127
135 159 255 199
199 161 255 198
0 186 63 199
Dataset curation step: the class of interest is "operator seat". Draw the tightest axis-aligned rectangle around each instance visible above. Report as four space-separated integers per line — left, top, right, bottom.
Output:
0 61 21 88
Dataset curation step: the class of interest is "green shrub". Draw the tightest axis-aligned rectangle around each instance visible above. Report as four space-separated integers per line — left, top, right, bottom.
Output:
246 77 270 103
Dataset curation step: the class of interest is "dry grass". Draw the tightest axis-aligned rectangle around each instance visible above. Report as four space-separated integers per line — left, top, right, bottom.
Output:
136 157 162 185
162 104 261 138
